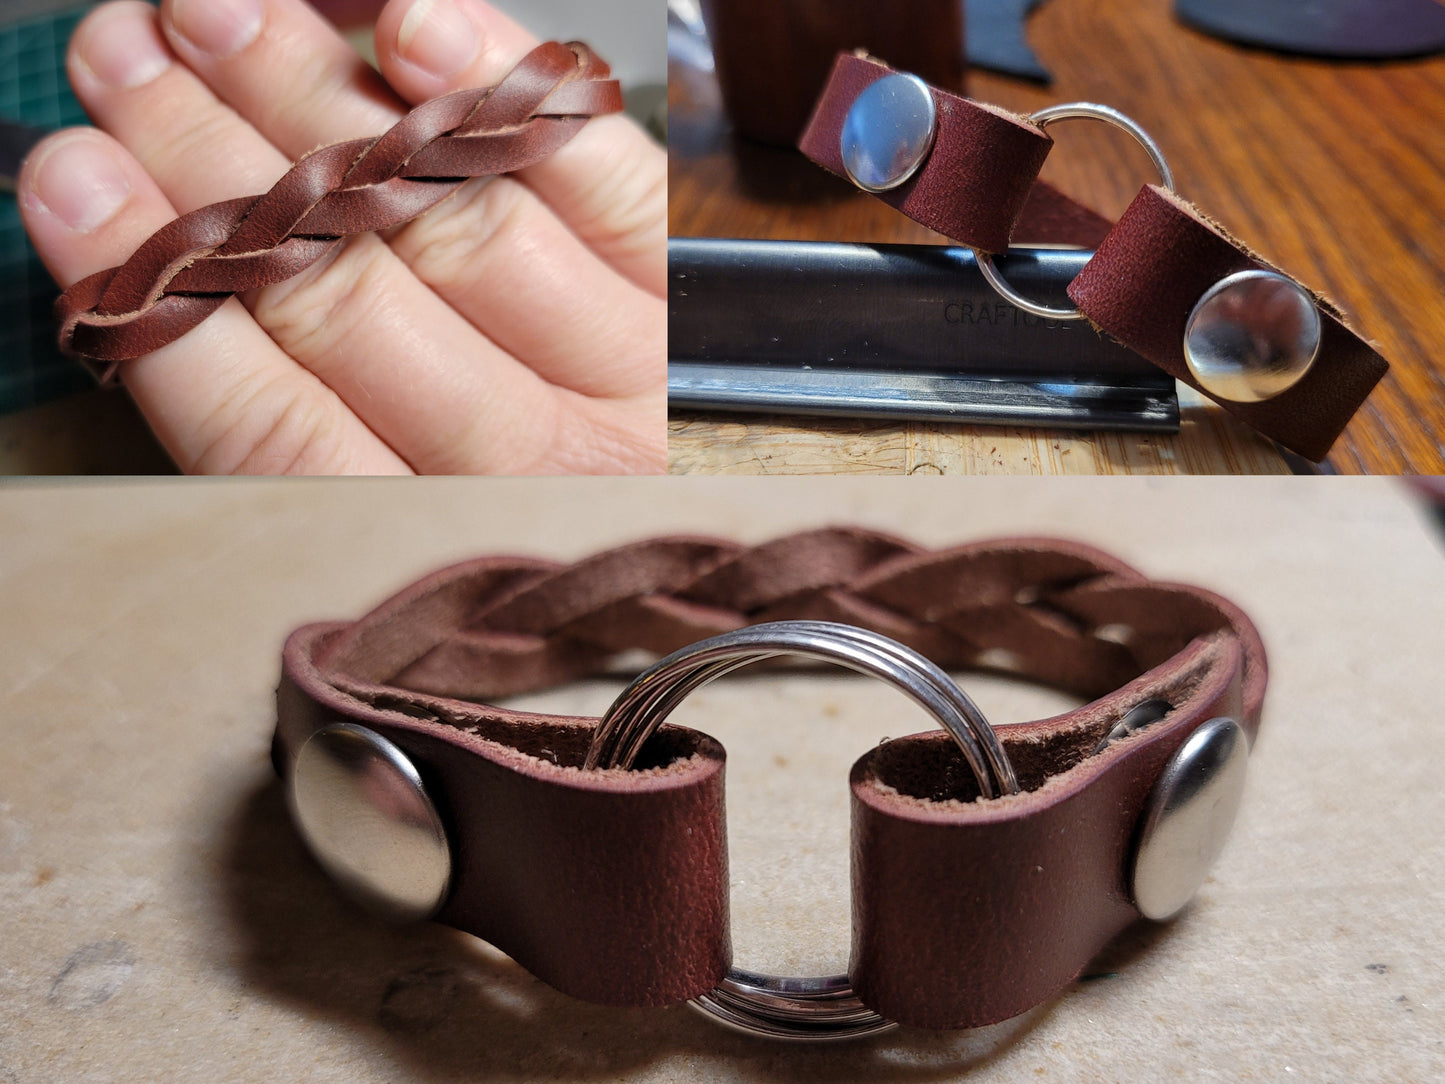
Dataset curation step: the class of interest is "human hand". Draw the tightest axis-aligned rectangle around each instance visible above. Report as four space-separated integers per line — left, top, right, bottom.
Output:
18 0 665 474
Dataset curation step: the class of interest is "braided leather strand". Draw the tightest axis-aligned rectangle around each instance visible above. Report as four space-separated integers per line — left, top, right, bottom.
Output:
55 41 622 380
317 528 1267 724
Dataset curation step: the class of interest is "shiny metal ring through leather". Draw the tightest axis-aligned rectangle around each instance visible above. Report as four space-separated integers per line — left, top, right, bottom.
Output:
975 103 1175 321
583 619 1021 1041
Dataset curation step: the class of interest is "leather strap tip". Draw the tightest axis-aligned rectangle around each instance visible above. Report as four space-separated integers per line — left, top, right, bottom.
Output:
91 360 123 386
847 633 1249 1029
798 51 1051 255
55 329 118 385
1068 185 1389 462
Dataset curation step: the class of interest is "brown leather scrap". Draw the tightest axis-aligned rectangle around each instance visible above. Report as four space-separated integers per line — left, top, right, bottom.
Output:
56 41 622 379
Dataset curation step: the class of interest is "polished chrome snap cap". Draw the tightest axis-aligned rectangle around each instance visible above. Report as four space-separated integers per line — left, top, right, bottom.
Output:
289 723 452 923
1183 269 1321 402
1131 715 1249 921
840 73 937 192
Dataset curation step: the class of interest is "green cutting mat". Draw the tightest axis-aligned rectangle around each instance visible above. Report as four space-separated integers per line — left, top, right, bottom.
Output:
0 6 94 415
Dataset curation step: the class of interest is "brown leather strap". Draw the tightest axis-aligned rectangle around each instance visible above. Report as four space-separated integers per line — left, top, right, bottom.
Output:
1067 184 1390 463
798 51 1056 253
849 593 1258 1028
274 528 1266 1025
56 41 622 381
797 51 1389 460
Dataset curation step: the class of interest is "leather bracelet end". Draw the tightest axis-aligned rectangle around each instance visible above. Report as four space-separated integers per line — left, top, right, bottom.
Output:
1068 185 1389 461
799 51 1052 253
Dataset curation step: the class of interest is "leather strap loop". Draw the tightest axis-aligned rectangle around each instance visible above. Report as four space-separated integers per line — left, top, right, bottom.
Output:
798 51 1055 254
1067 185 1390 462
56 41 623 379
274 528 1267 1026
277 619 731 1009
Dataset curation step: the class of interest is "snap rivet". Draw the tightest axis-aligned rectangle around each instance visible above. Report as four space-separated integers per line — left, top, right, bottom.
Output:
840 73 937 192
1183 269 1321 402
289 723 451 923
1093 698 1171 755
1131 715 1249 921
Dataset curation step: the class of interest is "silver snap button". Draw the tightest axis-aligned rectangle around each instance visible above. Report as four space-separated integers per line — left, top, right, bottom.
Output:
840 73 937 192
289 723 452 923
1183 269 1321 402
1131 716 1249 921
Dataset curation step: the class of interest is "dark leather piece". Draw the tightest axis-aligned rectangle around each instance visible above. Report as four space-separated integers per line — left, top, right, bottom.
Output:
702 0 966 146
851 614 1262 1029
274 528 1266 1025
799 52 1053 254
1068 185 1390 462
55 41 622 380
1176 0 1445 59
797 52 1389 461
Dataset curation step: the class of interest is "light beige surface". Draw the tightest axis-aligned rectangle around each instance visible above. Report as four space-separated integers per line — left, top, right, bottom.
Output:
1 477 1441 1082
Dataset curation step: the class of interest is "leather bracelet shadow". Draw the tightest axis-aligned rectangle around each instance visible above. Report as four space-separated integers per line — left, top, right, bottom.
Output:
214 770 1105 1078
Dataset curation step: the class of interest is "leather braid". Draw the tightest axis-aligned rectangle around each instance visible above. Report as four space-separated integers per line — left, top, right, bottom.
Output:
318 528 1266 722
55 41 622 380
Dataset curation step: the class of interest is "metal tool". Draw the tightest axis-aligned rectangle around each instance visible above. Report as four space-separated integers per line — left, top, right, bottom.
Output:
668 238 1179 432
668 363 1177 431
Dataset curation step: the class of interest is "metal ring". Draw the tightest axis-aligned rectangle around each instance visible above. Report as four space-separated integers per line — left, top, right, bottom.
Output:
975 102 1175 321
584 620 1020 1041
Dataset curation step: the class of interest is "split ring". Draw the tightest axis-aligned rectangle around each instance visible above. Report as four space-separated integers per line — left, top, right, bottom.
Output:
975 102 1175 320
584 619 1019 1040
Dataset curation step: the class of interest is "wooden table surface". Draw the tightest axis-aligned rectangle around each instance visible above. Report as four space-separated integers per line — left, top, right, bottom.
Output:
667 0 1445 475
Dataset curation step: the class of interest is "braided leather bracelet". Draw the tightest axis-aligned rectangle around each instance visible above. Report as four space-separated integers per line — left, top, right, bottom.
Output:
274 528 1266 1040
54 41 622 382
799 52 1390 462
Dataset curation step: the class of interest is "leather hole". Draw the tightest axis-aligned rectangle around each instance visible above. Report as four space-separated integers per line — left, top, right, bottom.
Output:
974 647 1023 672
1093 623 1136 646
1013 585 1042 605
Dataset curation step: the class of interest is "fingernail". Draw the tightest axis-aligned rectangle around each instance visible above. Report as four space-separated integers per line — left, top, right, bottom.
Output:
169 0 264 60
75 4 171 89
27 134 133 234
397 0 478 79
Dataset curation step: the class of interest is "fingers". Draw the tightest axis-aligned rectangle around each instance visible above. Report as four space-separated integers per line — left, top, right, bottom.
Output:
68 3 294 207
68 0 569 473
374 0 667 297
159 0 402 154
154 0 662 398
18 125 410 475
248 232 571 474
55 0 664 471
382 175 664 399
